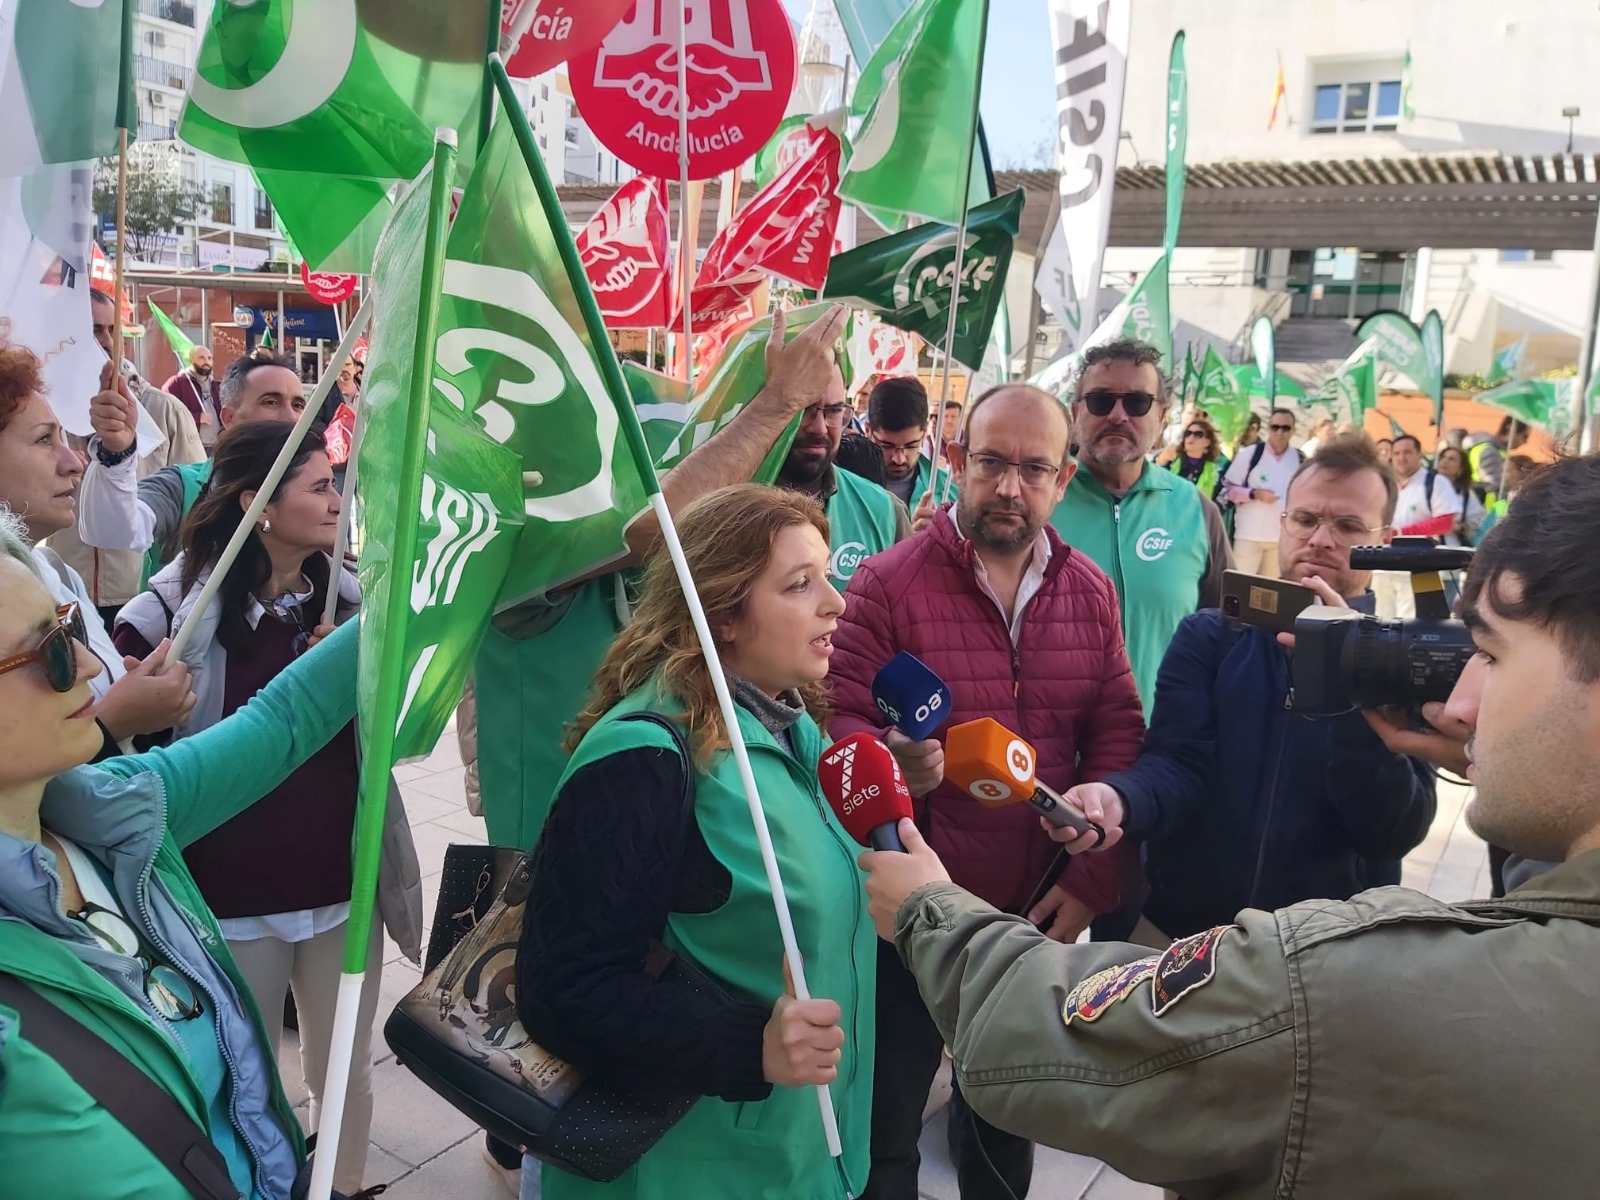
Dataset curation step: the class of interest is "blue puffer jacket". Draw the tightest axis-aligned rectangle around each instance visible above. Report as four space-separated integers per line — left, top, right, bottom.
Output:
1109 603 1437 939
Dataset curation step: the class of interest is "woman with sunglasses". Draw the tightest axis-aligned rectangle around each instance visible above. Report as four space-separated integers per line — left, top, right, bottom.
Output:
1158 412 1229 503
112 421 421 1197
0 506 364 1197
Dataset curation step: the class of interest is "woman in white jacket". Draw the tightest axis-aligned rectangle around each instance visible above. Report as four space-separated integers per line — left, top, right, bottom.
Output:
115 420 421 1197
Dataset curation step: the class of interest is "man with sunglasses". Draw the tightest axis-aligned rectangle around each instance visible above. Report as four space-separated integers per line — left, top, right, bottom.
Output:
1051 338 1233 708
1221 407 1302 578
1048 433 1436 945
830 383 1144 1200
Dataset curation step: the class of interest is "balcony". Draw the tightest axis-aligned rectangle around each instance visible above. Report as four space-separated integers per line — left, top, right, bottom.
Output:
139 0 196 27
136 53 192 91
137 119 178 141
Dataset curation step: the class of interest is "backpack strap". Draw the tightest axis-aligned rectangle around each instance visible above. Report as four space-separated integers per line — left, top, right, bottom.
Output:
0 973 241 1200
1423 466 1438 515
1247 441 1267 472
616 712 698 971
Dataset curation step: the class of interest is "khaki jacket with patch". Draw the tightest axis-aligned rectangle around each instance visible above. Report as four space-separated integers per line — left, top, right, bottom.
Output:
895 851 1600 1199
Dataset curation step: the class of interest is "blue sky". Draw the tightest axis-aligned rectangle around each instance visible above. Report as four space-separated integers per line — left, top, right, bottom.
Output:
780 2 1058 168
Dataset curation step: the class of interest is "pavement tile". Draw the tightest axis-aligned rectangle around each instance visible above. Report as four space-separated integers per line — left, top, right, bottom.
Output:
380 1133 522 1200
367 1055 480 1168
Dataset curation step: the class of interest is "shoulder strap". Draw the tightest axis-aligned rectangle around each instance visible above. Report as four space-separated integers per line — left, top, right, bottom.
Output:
618 712 696 835
1248 441 1267 472
0 974 240 1200
1424 466 1438 514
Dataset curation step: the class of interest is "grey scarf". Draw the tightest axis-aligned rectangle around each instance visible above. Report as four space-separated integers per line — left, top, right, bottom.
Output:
727 671 806 755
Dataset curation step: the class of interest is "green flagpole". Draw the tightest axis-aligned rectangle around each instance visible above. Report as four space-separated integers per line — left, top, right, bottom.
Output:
490 53 846 1158
480 0 503 153
306 130 457 1200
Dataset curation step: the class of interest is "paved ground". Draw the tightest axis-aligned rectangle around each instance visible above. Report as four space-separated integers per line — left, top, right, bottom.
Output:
276 728 1488 1199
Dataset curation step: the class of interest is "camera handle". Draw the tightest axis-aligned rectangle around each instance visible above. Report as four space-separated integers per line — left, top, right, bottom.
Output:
1410 570 1453 621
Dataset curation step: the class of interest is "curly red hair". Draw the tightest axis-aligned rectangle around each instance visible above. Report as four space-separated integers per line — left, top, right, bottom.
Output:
0 343 45 433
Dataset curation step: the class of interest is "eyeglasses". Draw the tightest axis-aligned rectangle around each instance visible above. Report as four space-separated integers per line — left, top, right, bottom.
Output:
961 449 1062 489
1184 428 1210 439
1282 508 1387 547
868 436 922 457
0 603 89 692
1082 388 1156 418
801 402 849 425
1269 423 1295 433
71 902 204 1022
262 594 313 658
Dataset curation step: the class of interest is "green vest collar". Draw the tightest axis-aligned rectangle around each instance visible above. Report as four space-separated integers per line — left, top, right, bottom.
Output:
1070 457 1176 500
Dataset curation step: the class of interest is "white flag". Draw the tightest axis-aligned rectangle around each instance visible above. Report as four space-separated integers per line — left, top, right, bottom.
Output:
1035 0 1130 356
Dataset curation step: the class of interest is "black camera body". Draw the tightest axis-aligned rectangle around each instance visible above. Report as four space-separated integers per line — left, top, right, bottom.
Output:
1293 608 1476 714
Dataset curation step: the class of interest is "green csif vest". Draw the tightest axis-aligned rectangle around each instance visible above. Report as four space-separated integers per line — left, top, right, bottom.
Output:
1050 461 1211 709
539 678 875 1200
824 468 900 592
140 460 213 590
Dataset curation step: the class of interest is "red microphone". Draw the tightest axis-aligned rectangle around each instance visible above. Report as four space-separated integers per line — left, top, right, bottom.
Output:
818 732 915 852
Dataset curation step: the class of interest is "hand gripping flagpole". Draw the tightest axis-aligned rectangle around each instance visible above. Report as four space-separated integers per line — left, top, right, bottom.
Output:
165 296 374 665
491 55 845 1161
922 0 992 512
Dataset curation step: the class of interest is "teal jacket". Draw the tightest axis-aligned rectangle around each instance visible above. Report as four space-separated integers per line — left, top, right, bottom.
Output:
0 620 360 1199
539 677 875 1200
825 468 902 592
1050 462 1221 708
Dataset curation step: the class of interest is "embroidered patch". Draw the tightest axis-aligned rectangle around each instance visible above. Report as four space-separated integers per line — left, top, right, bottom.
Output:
1062 957 1158 1025
1151 925 1235 1016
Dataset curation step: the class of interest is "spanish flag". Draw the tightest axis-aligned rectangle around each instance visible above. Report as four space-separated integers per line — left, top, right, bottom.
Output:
1267 57 1287 129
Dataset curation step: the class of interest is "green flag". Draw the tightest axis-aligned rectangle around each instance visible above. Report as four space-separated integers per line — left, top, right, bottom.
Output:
179 1 494 271
753 116 814 189
1478 378 1575 435
1250 315 1276 404
0 0 133 176
1487 335 1527 385
1401 46 1415 120
838 0 988 227
656 304 845 483
1232 364 1305 403
822 189 1022 370
1197 344 1249 443
1164 31 1188 255
1420 308 1445 427
1029 256 1174 400
146 301 195 372
438 111 654 608
1318 343 1378 424
621 362 693 463
356 156 525 764
1355 309 1439 417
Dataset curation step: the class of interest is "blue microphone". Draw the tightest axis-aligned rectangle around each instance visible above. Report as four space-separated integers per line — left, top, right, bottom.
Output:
871 652 953 742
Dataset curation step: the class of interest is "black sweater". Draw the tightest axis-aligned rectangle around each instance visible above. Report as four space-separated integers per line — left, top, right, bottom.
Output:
515 745 774 1102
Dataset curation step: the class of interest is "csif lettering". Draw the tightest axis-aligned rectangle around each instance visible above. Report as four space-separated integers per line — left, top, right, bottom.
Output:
829 540 867 580
1136 526 1174 561
1055 1 1117 209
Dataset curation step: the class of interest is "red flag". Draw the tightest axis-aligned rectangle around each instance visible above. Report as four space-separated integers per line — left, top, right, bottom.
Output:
577 176 673 328
695 121 843 294
502 0 633 79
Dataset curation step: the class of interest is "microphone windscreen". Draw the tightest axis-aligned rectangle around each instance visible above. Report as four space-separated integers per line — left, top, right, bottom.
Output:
870 651 953 741
818 732 915 847
944 718 1040 808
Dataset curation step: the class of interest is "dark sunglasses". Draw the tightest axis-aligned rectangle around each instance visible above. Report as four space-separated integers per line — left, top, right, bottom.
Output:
1184 428 1210 438
1082 388 1156 418
1269 422 1295 432
0 602 89 692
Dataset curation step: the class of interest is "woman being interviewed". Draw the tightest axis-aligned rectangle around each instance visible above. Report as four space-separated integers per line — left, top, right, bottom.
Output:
516 484 874 1200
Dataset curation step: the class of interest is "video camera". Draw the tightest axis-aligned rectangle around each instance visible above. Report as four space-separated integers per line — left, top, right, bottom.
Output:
1292 538 1477 714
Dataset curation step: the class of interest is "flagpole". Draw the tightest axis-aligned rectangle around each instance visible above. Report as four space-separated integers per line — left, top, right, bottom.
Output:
323 397 365 627
166 294 374 665
922 0 992 511
676 1 696 389
489 54 844 1159
306 134 457 1200
109 129 130 364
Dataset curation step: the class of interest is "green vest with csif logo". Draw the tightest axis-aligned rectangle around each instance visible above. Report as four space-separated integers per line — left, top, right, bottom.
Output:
1050 460 1210 709
823 468 901 591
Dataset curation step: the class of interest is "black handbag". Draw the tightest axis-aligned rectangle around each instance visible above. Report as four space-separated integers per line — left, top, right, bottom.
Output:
383 713 728 1183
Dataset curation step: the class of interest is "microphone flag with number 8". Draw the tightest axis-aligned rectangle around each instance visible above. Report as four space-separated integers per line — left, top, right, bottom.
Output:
944 718 1104 842
818 733 915 852
870 652 953 741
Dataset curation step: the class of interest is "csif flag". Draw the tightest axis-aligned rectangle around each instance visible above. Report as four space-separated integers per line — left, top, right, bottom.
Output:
1477 378 1575 436
576 176 672 329
1250 315 1277 404
147 300 196 372
179 0 496 271
1316 339 1379 423
1196 343 1250 443
1356 309 1442 425
1030 255 1173 399
1487 335 1527 385
822 189 1023 370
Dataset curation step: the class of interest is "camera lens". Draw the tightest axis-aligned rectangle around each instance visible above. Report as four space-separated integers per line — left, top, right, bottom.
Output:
1347 617 1476 709
1223 595 1241 617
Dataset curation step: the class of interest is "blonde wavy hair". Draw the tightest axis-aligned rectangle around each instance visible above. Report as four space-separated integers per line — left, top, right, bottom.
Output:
566 484 832 768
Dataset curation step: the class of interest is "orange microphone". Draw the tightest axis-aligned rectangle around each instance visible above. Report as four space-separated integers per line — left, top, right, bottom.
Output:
944 718 1105 844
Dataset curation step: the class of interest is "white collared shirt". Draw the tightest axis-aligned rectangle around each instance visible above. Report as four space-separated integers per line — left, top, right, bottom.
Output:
957 513 1051 645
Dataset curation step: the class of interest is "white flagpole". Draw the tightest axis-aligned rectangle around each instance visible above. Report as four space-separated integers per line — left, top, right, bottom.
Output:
322 395 365 627
677 1 696 390
920 0 992 513
166 296 374 664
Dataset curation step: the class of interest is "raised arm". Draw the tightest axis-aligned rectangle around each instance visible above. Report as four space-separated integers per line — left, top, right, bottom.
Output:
97 618 359 846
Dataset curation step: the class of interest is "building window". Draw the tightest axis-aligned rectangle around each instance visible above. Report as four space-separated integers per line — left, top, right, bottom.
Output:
1312 78 1402 134
1499 249 1555 263
539 134 548 150
254 190 274 231
541 84 549 101
211 182 233 225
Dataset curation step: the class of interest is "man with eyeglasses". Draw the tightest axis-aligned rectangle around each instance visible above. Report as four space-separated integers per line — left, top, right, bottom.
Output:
1221 407 1303 579
1056 433 1436 945
1050 338 1233 709
830 383 1144 1200
776 349 910 590
864 376 953 512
